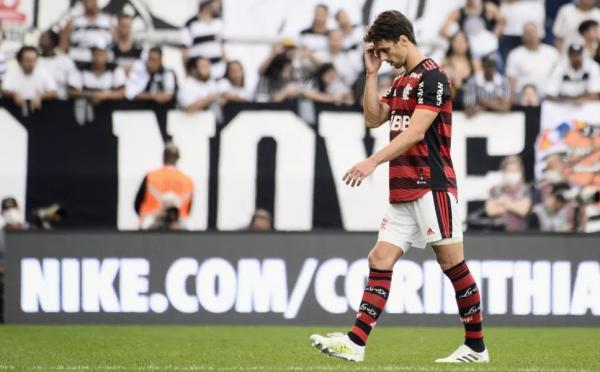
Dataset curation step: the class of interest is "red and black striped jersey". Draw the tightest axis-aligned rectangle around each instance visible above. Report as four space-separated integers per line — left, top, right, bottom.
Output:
379 58 457 203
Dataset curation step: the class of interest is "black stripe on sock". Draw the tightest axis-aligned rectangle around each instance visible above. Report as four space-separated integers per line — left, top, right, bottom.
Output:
370 268 393 274
444 260 466 275
456 284 478 299
459 304 481 317
364 286 389 299
449 270 470 283
354 318 372 335
347 331 365 346
359 301 382 319
465 322 482 332
368 275 392 281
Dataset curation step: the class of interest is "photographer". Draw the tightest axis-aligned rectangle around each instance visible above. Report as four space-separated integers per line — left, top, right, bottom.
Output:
134 142 194 230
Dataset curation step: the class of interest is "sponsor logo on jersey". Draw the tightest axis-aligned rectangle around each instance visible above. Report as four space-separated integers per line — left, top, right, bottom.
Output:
409 72 422 79
390 114 411 131
417 81 424 104
436 82 444 106
402 84 413 100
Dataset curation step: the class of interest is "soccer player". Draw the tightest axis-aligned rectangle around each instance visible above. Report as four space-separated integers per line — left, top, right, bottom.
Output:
310 10 489 364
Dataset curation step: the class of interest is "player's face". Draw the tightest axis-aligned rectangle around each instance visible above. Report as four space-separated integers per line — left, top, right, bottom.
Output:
374 39 408 69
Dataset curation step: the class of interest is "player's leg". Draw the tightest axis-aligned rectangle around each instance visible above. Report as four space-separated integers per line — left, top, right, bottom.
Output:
310 241 404 362
347 241 404 345
311 204 415 362
433 242 488 363
412 191 488 363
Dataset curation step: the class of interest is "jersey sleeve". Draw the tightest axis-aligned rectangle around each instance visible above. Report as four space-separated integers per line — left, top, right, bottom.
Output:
415 69 451 112
379 84 394 105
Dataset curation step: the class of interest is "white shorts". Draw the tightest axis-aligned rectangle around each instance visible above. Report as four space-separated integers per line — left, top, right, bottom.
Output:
377 191 463 253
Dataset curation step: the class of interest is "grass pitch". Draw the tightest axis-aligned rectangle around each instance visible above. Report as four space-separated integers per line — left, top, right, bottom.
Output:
0 326 598 371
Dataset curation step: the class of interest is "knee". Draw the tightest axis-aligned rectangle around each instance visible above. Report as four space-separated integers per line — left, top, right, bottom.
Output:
436 254 463 271
368 248 397 270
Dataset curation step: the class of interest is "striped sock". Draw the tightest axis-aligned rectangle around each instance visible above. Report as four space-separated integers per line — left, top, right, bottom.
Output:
444 260 485 352
347 268 392 346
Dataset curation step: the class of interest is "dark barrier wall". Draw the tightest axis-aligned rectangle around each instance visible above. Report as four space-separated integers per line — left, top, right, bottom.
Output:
5 231 599 325
0 100 541 229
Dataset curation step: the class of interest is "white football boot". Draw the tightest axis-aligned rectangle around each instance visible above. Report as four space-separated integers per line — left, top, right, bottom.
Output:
310 332 365 362
435 344 489 363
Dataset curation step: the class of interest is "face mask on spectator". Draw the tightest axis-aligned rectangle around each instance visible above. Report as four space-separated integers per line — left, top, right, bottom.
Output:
2 208 22 225
502 171 522 187
545 170 564 184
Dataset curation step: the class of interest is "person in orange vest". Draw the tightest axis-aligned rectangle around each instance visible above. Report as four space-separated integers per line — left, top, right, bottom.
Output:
134 142 194 230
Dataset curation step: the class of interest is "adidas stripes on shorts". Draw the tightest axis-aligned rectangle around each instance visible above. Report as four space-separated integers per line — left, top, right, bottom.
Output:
377 190 463 253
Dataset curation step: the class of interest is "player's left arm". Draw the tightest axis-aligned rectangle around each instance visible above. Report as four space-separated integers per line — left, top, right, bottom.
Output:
343 68 450 187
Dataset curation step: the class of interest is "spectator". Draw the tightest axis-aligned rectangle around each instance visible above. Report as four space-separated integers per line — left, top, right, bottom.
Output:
578 20 600 64
38 29 76 100
313 29 362 88
135 142 194 230
248 208 273 231
519 84 540 106
181 0 226 79
334 9 364 53
505 22 559 104
218 60 252 104
463 54 511 116
68 43 126 106
257 39 298 78
255 54 302 103
112 13 144 75
125 47 176 104
304 63 354 105
439 0 504 61
498 0 545 62
177 57 219 112
1 46 58 115
442 31 476 110
299 4 330 53
1 197 27 231
553 0 600 53
59 0 113 66
545 44 600 104
485 155 532 232
531 183 576 232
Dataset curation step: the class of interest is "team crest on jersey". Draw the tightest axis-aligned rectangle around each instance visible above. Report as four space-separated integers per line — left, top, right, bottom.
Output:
402 84 413 100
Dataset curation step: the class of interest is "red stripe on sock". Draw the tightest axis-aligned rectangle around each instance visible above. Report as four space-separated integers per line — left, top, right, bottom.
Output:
363 292 387 309
465 330 483 339
457 294 481 308
350 326 369 343
357 311 377 326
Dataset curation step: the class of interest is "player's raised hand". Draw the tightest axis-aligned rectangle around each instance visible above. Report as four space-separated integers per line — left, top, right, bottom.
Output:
343 158 378 187
364 44 382 75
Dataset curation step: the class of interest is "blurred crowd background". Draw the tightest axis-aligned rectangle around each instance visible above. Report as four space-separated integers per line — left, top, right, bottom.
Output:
0 0 599 233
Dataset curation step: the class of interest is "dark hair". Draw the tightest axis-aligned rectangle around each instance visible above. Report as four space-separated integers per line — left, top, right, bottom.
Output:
314 63 335 92
315 3 328 12
264 54 291 80
16 46 38 62
578 19 599 35
148 47 163 57
364 10 416 44
445 31 474 74
224 60 244 86
41 29 60 48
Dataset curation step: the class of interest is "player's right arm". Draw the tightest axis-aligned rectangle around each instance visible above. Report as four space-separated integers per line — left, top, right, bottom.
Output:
363 45 389 128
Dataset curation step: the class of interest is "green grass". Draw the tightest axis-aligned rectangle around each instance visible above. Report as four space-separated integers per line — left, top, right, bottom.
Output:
0 326 599 371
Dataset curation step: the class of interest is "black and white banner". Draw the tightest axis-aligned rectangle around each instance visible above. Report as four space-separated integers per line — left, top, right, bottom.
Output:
0 100 540 230
4 231 600 325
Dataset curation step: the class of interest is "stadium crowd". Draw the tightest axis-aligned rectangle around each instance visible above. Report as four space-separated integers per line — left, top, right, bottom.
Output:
0 0 599 233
